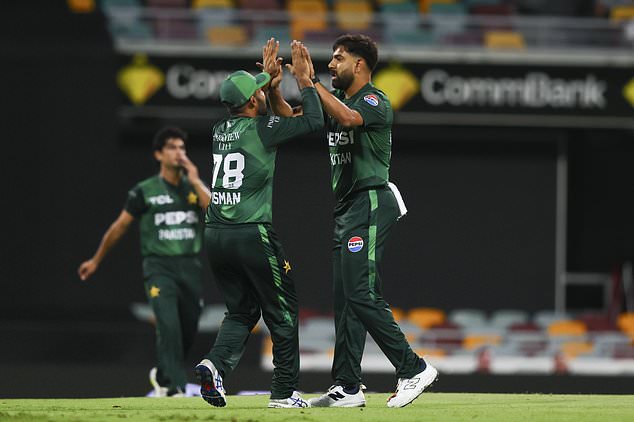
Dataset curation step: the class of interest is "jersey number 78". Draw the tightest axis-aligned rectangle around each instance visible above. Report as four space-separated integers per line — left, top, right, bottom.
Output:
212 153 245 189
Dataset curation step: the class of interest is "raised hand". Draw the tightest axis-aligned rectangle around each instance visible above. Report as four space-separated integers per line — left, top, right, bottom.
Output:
301 43 316 81
285 40 310 81
260 38 282 80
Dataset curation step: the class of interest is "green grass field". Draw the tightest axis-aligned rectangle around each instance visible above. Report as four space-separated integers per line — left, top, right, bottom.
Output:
1 393 633 422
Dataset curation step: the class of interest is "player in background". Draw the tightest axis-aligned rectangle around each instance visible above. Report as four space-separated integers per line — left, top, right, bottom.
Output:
194 39 323 409
78 127 211 397
269 35 439 408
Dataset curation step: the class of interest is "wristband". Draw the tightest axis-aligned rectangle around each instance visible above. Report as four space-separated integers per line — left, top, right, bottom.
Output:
311 75 320 84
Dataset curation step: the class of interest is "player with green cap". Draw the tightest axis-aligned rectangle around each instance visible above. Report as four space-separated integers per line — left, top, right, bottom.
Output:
194 39 323 409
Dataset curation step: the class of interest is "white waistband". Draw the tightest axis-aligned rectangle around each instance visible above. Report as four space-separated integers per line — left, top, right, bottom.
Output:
387 182 407 219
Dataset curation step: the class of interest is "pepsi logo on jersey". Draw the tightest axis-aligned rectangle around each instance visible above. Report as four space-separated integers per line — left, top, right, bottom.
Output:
347 236 364 253
363 94 379 106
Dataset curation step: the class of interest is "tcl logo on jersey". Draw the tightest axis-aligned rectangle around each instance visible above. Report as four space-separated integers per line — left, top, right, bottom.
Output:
327 131 354 146
347 236 364 253
148 194 174 205
154 211 198 226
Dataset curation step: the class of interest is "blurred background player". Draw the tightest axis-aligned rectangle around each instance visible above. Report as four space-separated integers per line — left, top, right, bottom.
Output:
298 34 438 408
78 127 211 397
194 39 322 409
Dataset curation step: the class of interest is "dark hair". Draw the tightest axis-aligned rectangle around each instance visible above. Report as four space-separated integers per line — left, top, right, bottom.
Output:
227 102 248 116
333 34 378 72
152 127 188 151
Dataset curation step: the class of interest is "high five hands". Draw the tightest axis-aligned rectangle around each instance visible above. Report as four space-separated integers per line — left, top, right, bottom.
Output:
257 39 316 89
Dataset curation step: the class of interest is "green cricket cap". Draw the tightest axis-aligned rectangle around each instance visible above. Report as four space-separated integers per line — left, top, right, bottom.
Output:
220 70 271 108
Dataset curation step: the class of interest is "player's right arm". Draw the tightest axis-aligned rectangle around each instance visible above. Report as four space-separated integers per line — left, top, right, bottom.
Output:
78 210 134 281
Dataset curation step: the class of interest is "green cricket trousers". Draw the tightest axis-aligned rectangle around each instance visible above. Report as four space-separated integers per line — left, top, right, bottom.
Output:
331 185 421 386
203 223 300 399
143 255 204 393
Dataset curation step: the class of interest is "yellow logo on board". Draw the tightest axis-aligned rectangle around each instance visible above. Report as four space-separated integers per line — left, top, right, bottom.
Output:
117 54 164 105
624 78 634 108
373 63 419 111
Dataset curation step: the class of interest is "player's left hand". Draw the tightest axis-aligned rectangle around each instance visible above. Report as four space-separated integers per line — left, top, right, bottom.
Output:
258 38 282 84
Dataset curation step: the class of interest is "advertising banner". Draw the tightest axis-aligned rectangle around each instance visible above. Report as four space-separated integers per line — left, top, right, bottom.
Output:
117 53 634 128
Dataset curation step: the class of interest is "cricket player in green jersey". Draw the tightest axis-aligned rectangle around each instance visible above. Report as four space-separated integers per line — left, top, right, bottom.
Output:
194 40 323 409
78 127 211 397
272 35 439 408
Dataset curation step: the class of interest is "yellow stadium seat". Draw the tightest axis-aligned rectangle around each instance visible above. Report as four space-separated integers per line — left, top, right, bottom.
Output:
405 333 417 342
560 341 594 359
193 0 234 7
390 306 405 322
414 347 446 357
335 0 373 31
463 334 502 350
288 0 328 40
207 25 248 45
67 0 96 13
547 320 587 337
617 312 634 334
611 5 634 21
484 30 525 49
407 307 446 329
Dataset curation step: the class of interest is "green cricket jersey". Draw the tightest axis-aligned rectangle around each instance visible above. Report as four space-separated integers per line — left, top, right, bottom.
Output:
327 83 393 202
125 175 202 256
205 87 323 225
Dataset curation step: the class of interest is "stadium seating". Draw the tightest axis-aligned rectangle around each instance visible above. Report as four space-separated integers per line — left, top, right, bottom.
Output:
610 5 634 21
390 306 405 322
484 30 526 49
334 0 373 31
261 307 634 375
407 307 446 329
94 0 632 50
146 0 189 7
207 25 248 45
287 0 328 40
448 308 487 327
67 0 96 13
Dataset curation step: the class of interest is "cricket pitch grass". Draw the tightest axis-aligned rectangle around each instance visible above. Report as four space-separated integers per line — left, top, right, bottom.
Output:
1 393 633 421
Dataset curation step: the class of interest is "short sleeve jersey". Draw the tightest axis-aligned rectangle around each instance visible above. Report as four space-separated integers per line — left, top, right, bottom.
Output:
205 87 323 225
327 83 393 202
124 175 202 256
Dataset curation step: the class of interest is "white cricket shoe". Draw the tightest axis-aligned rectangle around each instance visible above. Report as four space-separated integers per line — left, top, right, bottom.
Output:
149 367 168 398
195 359 227 407
308 385 366 407
386 359 438 408
268 391 311 408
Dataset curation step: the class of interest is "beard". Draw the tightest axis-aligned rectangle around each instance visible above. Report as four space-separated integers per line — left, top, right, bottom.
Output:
332 70 354 90
256 97 267 115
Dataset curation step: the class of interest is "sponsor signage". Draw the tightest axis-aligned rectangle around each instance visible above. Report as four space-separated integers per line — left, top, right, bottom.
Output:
117 54 634 127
